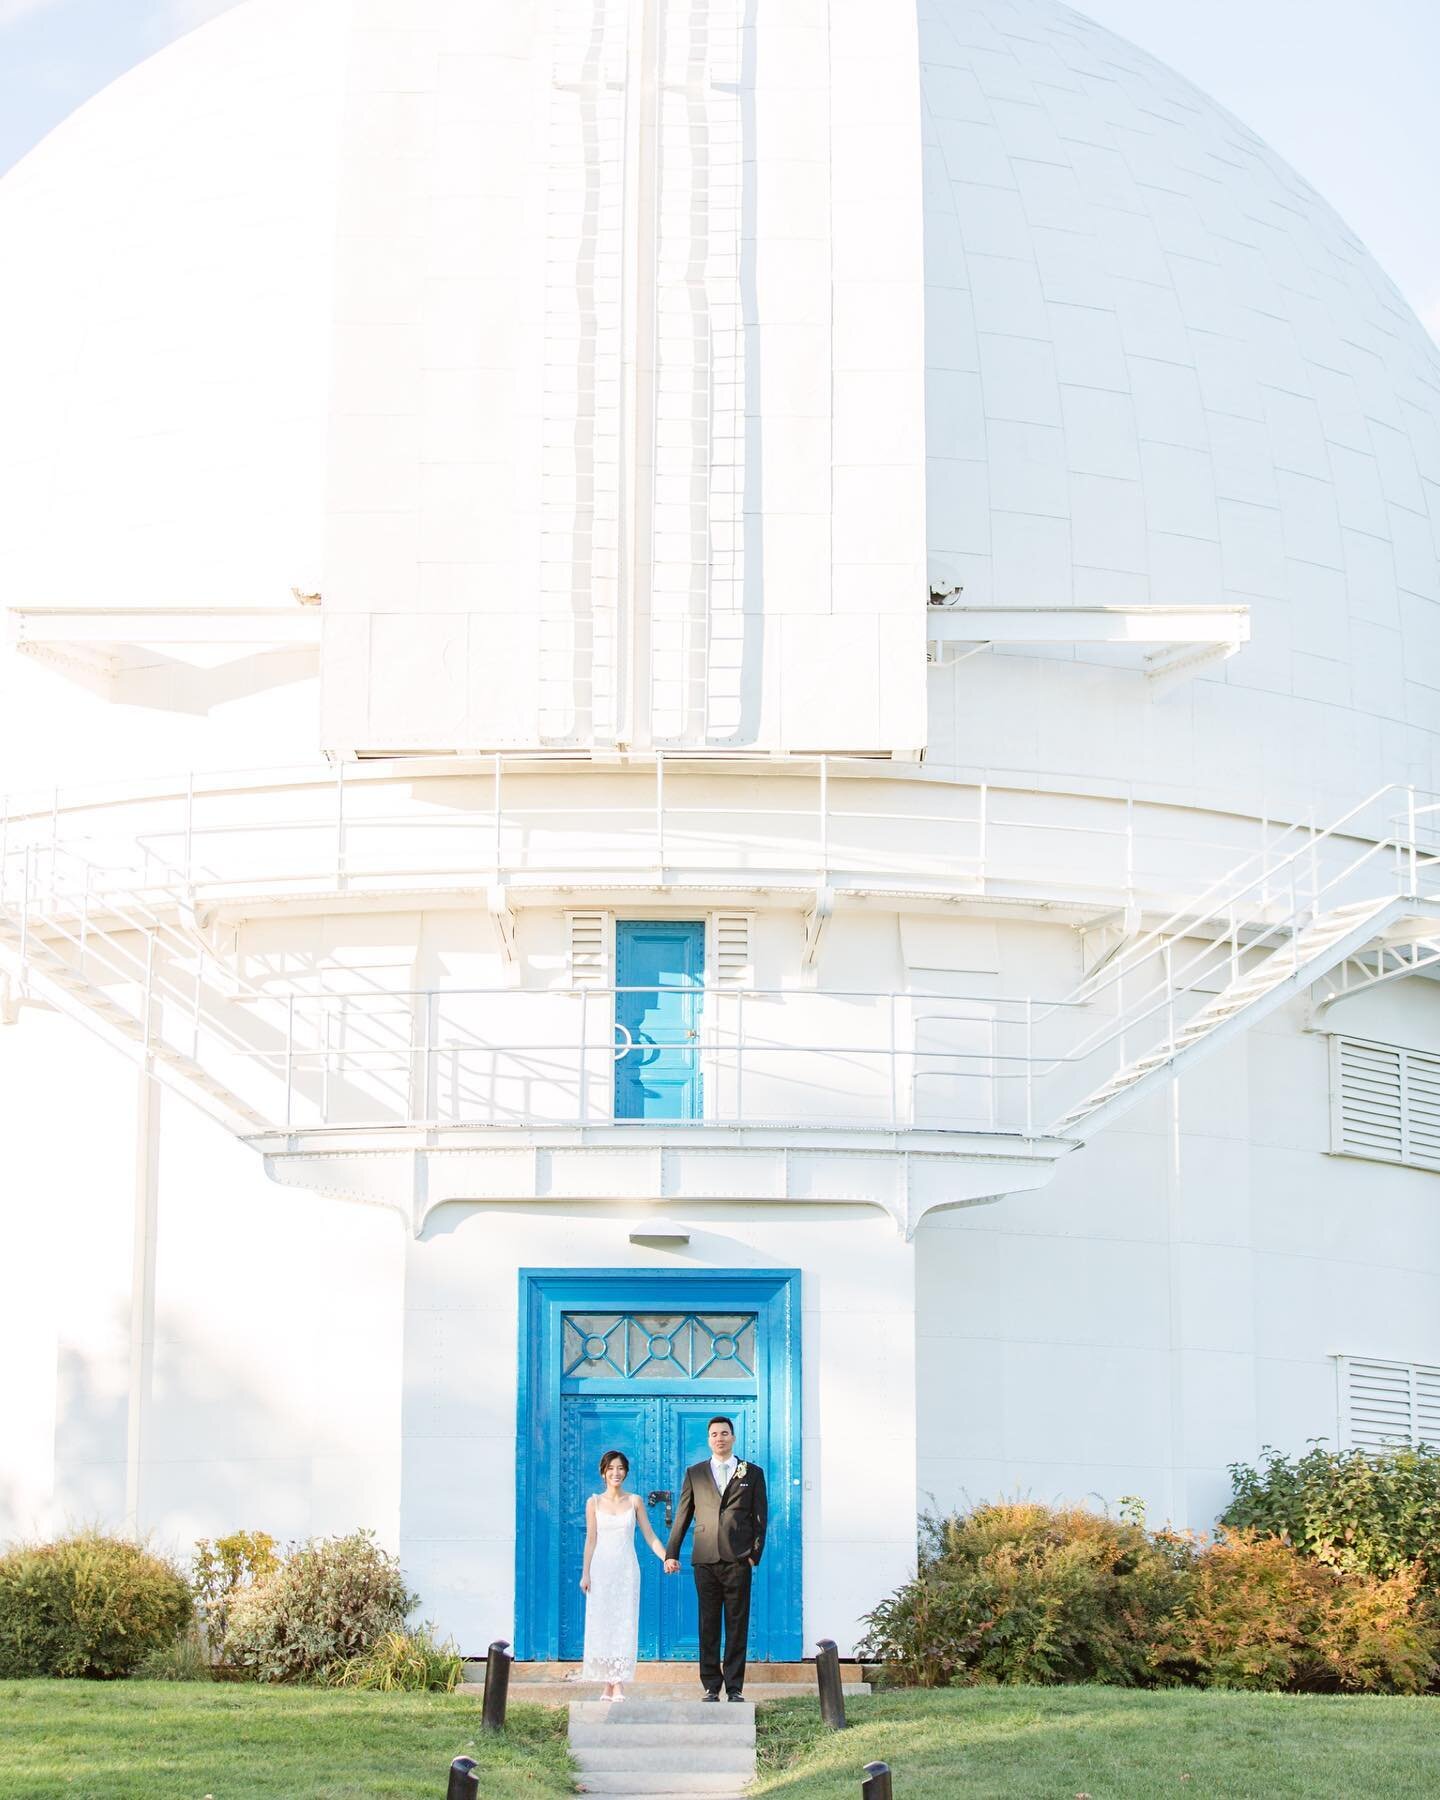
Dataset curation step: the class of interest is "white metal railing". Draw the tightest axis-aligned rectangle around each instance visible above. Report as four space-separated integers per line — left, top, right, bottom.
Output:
0 779 1436 1144
0 754 1390 922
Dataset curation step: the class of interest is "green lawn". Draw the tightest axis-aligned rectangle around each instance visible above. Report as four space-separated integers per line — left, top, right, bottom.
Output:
0 1683 574 1799
3 1681 1438 1800
753 1687 1440 1799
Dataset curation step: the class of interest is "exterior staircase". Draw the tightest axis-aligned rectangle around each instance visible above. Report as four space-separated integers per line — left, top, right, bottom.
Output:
1048 895 1413 1138
0 848 274 1135
567 1697 756 1799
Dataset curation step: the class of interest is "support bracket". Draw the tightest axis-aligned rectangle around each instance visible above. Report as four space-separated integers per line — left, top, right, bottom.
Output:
488 883 518 966
801 884 835 975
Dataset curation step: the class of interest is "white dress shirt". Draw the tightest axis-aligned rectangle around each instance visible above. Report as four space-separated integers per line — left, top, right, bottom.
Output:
710 1454 736 1493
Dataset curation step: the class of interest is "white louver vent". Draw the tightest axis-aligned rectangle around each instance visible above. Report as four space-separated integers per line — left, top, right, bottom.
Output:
1331 1036 1440 1172
713 913 753 988
1339 1356 1440 1451
567 911 610 987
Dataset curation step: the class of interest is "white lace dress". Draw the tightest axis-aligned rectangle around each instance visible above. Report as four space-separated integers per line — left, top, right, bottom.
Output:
582 1500 641 1683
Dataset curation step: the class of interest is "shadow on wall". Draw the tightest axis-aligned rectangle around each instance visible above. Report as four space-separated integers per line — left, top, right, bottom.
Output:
36 1301 393 1564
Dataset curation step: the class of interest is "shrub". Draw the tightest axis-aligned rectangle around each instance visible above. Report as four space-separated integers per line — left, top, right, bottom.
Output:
191 1531 280 1658
856 1502 1193 1688
1157 1529 1439 1694
222 1531 416 1683
0 1532 194 1679
132 1624 214 1682
330 1624 462 1692
1223 1443 1440 1584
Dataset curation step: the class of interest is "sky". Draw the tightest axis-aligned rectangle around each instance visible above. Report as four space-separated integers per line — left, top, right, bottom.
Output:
0 0 1436 340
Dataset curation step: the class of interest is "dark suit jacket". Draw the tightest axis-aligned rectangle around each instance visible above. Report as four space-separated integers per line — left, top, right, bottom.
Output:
666 1458 767 1567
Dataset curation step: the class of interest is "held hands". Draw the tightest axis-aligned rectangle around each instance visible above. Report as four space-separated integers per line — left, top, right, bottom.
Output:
663 1558 680 1574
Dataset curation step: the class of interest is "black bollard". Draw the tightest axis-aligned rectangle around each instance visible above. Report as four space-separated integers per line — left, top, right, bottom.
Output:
480 1638 512 1733
446 1755 479 1800
814 1637 847 1730
861 1761 893 1800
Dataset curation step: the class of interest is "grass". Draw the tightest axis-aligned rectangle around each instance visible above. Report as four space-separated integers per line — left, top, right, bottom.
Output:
0 1681 574 1799
752 1686 1440 1799
4 1680 1438 1799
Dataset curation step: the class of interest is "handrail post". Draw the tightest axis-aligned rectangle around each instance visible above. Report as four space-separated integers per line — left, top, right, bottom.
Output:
814 1638 847 1730
493 753 504 879
481 1638 512 1732
19 845 30 986
861 1762 894 1799
423 990 435 1124
1023 996 1033 1137
977 778 987 885
578 986 588 1125
1164 943 1175 1054
335 760 346 892
284 993 295 1129
1124 790 1135 910
1407 786 1418 894
192 946 204 1062
655 753 665 875
184 769 194 889
888 993 897 1127
819 755 829 877
142 931 156 1058
736 988 745 1123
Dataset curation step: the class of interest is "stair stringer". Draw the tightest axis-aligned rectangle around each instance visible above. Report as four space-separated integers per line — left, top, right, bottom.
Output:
1050 894 1440 1144
0 929 272 1139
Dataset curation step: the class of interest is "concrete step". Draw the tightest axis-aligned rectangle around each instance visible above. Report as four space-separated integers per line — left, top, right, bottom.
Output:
575 1777 749 1796
570 1723 755 1749
574 1746 755 1774
567 1700 756 1732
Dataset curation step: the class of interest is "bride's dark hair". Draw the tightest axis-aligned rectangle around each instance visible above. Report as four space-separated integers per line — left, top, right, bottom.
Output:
598 1449 630 1478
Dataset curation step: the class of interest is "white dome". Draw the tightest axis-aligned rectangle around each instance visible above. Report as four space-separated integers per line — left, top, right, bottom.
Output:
0 0 1436 803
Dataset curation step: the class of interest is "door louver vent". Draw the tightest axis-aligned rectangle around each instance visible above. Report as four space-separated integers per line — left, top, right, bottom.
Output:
714 913 753 988
1332 1036 1440 1172
567 911 609 987
1339 1356 1440 1451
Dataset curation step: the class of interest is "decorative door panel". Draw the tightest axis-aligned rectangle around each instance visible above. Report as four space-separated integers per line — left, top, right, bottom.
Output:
657 1395 758 1661
559 1396 662 1661
614 921 704 1120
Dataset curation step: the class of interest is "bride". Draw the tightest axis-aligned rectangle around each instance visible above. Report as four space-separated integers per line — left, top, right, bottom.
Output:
579 1448 667 1701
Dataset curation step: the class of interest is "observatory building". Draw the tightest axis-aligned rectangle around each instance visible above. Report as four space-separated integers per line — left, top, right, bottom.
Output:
1 0 1439 1660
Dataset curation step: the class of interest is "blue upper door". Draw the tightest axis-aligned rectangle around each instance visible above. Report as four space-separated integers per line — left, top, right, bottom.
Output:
614 921 704 1121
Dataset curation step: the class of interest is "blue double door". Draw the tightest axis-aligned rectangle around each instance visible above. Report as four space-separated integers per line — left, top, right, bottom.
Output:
560 1393 758 1661
614 920 704 1121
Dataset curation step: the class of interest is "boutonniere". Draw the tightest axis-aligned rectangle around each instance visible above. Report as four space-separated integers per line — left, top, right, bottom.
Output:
736 1462 748 1480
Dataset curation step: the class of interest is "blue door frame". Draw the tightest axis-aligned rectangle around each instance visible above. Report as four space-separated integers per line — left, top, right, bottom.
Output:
614 920 704 1120
516 1269 803 1661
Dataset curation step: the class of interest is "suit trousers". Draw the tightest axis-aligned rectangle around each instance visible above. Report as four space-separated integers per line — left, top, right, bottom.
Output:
693 1558 752 1696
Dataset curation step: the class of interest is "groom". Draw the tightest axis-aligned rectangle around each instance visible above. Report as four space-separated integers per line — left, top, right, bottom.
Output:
663 1415 767 1702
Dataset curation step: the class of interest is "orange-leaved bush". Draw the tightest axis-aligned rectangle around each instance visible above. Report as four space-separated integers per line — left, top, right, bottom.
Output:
856 1502 1193 1688
1159 1529 1438 1694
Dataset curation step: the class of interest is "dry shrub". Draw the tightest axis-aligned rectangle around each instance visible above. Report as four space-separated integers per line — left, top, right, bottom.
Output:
1158 1530 1439 1694
222 1530 415 1683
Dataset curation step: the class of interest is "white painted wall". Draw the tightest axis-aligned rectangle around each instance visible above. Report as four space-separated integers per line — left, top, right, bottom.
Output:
915 982 1440 1532
398 1201 915 1657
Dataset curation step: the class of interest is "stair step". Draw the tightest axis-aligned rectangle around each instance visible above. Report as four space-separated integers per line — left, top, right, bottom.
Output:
574 1747 755 1774
567 1700 756 1730
575 1777 749 1796
570 1725 754 1749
